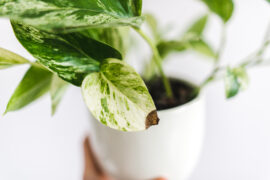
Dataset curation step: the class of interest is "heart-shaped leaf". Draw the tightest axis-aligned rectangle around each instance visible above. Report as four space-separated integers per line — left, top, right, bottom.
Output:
82 58 158 132
0 0 143 33
0 47 29 69
11 22 122 86
5 65 52 113
202 0 234 23
225 66 249 98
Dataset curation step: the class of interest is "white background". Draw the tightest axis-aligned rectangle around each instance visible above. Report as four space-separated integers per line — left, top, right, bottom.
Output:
1 0 270 179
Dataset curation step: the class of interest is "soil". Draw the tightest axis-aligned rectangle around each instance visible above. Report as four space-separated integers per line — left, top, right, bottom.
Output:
146 78 198 111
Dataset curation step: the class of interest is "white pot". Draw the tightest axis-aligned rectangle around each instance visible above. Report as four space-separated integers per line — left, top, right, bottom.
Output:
89 92 205 180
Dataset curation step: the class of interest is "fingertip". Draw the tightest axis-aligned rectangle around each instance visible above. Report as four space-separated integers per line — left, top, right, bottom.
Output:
152 178 167 180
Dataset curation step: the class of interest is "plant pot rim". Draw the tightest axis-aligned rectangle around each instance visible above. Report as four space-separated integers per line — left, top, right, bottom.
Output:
156 76 203 114
157 91 203 114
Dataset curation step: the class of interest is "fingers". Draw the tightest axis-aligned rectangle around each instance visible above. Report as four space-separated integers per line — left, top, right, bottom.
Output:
83 136 166 180
152 178 167 180
83 136 107 180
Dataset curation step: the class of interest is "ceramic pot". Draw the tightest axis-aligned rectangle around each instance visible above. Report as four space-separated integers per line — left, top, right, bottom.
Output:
89 86 205 180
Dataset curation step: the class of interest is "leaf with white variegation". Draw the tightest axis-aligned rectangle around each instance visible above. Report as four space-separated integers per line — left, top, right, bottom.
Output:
11 22 122 86
225 67 249 98
50 75 69 115
5 65 52 113
0 47 29 69
82 58 159 132
0 0 143 33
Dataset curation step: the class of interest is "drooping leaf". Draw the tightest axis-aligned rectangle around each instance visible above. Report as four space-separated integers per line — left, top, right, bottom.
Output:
202 0 234 23
157 41 187 58
82 58 159 132
156 14 214 59
186 15 208 37
0 47 29 69
157 39 215 59
50 75 68 115
0 0 144 33
187 39 216 58
11 22 122 86
81 27 130 57
5 65 52 113
225 66 249 98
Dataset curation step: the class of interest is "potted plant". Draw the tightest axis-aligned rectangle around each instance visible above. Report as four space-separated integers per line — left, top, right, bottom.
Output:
1 0 270 179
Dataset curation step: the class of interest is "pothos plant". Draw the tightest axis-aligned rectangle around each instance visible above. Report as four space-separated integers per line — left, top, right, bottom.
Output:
0 0 270 132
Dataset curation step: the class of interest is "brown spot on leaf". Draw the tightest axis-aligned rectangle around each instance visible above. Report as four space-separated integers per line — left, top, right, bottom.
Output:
145 110 159 129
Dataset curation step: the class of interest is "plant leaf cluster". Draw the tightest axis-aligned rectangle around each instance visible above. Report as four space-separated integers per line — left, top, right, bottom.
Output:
0 0 158 132
0 0 269 131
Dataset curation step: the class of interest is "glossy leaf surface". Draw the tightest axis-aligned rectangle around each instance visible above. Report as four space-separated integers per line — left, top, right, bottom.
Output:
82 58 158 132
0 0 143 32
12 22 122 86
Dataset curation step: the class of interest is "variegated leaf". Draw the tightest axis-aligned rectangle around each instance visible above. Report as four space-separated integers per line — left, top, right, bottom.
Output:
0 0 143 33
82 58 158 132
0 47 29 69
11 22 122 86
225 66 249 98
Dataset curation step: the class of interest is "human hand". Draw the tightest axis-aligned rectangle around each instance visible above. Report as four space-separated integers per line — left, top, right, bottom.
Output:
83 137 167 180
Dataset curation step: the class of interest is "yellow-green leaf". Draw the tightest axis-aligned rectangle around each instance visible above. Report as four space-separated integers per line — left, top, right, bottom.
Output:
0 47 29 69
5 66 52 113
50 75 68 115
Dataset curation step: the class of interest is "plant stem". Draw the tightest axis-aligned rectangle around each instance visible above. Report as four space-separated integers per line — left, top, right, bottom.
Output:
200 23 227 88
133 27 173 98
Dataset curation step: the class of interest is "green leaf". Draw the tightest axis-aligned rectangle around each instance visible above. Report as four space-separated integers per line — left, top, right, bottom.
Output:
225 67 249 98
82 58 159 132
186 15 208 36
157 39 215 58
156 14 214 59
0 0 143 33
157 41 187 58
0 47 29 69
202 0 234 23
81 27 130 57
5 65 52 113
50 75 68 115
11 22 122 86
187 39 216 58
